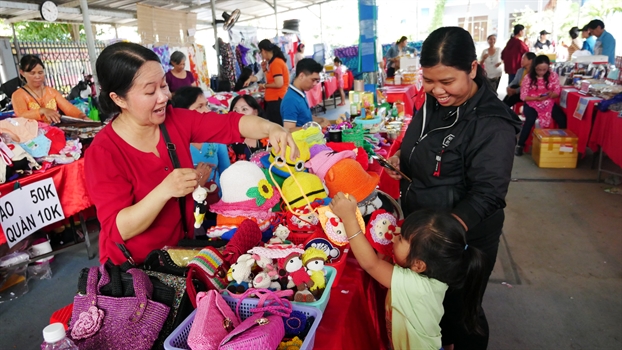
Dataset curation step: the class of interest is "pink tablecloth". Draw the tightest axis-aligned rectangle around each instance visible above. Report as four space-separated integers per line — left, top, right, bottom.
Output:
324 76 338 99
306 83 323 108
590 109 622 168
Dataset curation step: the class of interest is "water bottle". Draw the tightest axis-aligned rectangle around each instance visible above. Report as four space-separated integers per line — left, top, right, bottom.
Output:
41 323 79 350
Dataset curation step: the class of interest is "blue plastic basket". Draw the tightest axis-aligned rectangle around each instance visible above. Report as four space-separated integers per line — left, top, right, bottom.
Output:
164 295 323 350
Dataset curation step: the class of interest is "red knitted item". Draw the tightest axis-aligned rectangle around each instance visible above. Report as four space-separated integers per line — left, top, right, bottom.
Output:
326 142 369 170
222 219 262 265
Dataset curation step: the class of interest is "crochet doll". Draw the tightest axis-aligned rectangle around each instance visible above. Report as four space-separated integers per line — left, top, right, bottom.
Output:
192 186 208 237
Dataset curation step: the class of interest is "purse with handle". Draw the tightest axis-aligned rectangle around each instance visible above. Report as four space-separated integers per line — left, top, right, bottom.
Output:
219 288 293 350
187 290 241 350
68 265 170 350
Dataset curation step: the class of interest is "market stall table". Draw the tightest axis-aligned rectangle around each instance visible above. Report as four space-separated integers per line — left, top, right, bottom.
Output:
323 76 338 108
590 109 622 181
383 85 424 116
306 83 324 108
0 159 95 257
558 88 602 155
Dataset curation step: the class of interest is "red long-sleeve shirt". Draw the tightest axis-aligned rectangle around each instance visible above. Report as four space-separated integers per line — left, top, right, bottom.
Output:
85 106 243 264
501 37 529 75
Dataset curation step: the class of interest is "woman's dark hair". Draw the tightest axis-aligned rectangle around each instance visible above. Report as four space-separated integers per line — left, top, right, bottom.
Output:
234 66 254 92
420 27 489 90
400 209 487 335
170 51 186 65
487 34 497 41
258 39 287 63
569 27 579 40
96 42 161 115
229 95 265 118
333 57 342 64
513 24 525 36
529 54 551 89
19 54 45 72
297 43 305 53
396 36 407 45
171 86 203 109
524 52 537 71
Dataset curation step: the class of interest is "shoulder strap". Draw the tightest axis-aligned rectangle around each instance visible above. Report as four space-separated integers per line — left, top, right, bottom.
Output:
159 123 188 235
20 86 39 101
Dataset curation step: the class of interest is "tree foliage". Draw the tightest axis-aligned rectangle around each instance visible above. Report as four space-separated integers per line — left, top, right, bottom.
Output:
14 21 84 41
429 0 447 32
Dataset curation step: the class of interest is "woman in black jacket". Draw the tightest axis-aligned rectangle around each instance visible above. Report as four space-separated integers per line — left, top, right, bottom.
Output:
386 27 522 349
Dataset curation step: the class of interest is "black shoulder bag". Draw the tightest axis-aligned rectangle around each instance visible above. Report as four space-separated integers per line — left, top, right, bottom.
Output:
159 123 189 236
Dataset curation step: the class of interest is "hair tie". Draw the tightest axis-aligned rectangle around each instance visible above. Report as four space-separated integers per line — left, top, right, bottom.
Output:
464 244 469 251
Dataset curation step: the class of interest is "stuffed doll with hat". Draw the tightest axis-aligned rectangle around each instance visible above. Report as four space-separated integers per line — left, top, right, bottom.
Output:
279 252 315 302
301 247 328 298
366 210 399 256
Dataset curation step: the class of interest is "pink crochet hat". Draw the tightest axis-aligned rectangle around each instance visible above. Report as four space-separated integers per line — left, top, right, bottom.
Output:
305 150 356 181
210 161 280 220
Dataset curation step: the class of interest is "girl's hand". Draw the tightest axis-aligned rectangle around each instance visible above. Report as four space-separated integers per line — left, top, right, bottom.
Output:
40 108 61 123
329 192 358 221
243 78 251 87
158 168 200 199
386 155 403 180
268 123 298 161
195 162 214 187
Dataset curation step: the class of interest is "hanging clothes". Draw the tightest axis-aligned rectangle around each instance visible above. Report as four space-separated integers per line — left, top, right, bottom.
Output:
218 38 237 89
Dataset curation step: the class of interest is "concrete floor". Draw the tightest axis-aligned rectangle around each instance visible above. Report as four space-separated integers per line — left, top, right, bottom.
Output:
1 101 621 349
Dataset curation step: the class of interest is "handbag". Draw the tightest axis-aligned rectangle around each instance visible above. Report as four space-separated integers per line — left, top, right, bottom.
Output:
186 247 230 308
68 265 170 350
187 290 241 350
219 288 293 350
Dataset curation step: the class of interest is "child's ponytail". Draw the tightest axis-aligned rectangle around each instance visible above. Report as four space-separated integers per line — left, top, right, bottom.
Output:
461 245 487 335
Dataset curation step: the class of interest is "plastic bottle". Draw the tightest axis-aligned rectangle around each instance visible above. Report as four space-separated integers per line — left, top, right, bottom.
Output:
41 323 79 350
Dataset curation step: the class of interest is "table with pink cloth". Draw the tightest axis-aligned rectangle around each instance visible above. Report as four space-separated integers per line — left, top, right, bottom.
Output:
590 109 622 180
558 88 602 155
306 83 323 108
383 84 423 116
323 76 338 104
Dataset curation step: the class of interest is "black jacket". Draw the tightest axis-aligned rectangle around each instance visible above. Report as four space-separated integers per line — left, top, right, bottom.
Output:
399 81 522 241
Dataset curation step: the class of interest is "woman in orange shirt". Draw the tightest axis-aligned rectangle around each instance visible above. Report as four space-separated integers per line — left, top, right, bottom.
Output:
12 55 87 123
245 39 289 125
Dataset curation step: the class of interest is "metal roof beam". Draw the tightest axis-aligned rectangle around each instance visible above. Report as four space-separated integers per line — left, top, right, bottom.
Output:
0 1 135 20
236 0 334 23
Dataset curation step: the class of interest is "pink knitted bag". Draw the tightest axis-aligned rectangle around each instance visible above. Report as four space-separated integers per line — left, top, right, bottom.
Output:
187 290 241 350
219 288 293 350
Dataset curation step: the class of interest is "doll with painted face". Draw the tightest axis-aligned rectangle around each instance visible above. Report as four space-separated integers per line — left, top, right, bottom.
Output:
302 247 328 298
366 209 399 257
192 186 208 236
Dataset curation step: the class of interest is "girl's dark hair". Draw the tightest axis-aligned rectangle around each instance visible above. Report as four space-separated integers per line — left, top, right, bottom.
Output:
171 86 203 109
524 52 537 72
569 27 579 40
400 209 487 335
96 42 161 115
513 24 525 36
333 57 342 64
529 54 551 89
397 36 407 45
19 54 45 72
234 66 254 92
258 39 287 63
170 51 186 65
420 27 489 90
297 43 305 53
229 95 265 118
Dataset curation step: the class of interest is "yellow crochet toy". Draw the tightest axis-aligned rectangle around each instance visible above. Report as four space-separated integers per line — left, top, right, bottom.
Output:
301 247 328 293
269 139 311 175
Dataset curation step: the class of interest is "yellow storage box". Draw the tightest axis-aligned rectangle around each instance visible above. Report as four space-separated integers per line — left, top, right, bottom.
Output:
532 129 578 168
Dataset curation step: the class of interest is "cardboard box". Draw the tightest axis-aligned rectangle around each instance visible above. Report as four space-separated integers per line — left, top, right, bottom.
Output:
532 129 578 168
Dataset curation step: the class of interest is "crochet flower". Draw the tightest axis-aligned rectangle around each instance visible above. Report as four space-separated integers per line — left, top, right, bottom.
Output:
247 179 273 206
71 306 104 339
277 336 303 350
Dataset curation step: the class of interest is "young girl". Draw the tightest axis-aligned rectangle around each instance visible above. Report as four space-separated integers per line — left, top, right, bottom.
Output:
330 192 487 350
333 57 347 106
517 54 567 156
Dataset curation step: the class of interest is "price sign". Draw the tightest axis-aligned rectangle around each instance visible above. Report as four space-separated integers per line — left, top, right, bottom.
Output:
1 178 65 248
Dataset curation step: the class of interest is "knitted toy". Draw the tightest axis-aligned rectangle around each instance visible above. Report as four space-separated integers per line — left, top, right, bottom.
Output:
279 252 315 302
226 254 254 294
266 139 311 177
268 224 292 245
281 172 328 208
192 186 208 234
252 253 278 278
366 209 398 256
252 271 281 291
305 238 341 263
317 200 366 247
301 248 328 297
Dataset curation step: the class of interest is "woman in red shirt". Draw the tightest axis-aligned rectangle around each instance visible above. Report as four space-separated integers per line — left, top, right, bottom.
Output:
85 42 297 265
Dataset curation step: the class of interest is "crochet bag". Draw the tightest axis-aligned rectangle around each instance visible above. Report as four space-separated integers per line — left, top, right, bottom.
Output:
219 288 293 350
186 247 230 308
187 290 241 350
68 265 170 350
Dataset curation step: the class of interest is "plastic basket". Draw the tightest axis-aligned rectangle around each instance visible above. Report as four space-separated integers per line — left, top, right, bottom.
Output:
164 295 323 350
342 127 365 147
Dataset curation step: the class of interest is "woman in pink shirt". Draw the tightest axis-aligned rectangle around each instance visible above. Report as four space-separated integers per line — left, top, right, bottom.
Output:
85 42 297 265
517 55 567 156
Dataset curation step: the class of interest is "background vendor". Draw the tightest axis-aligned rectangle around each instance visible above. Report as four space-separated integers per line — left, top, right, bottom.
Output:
12 55 87 123
281 58 330 131
85 42 297 265
165 51 196 94
385 36 408 78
